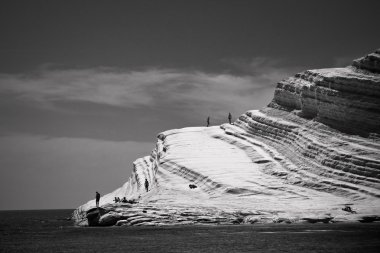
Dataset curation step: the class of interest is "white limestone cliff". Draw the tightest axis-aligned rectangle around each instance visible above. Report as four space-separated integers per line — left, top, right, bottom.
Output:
74 50 380 226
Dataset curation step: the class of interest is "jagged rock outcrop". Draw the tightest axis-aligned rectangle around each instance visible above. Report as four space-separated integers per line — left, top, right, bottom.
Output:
73 50 380 226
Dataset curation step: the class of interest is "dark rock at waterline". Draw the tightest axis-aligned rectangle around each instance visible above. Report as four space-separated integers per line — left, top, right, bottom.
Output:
98 212 123 226
86 207 108 226
301 217 333 224
359 215 380 223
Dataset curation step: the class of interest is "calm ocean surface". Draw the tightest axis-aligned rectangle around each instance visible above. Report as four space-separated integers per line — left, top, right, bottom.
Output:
0 209 380 252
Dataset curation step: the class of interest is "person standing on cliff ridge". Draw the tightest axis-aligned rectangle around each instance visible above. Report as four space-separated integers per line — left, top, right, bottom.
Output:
228 112 232 124
207 116 210 127
145 179 149 192
95 191 100 207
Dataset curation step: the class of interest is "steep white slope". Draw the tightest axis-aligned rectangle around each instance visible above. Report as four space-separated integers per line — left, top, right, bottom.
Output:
74 50 380 226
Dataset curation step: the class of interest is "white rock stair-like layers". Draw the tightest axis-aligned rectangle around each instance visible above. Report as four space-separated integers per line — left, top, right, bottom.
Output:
271 50 380 135
74 50 380 226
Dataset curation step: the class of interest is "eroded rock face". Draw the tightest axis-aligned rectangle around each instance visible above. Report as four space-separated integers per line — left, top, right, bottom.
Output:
98 211 122 226
74 50 380 226
85 207 108 226
271 51 380 136
353 49 380 73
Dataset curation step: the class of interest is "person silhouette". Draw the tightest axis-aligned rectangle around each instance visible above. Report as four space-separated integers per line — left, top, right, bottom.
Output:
145 179 149 192
95 191 100 207
207 116 210 127
228 113 232 124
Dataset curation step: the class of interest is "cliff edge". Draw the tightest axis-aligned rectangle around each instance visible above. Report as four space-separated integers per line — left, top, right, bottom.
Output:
74 50 380 226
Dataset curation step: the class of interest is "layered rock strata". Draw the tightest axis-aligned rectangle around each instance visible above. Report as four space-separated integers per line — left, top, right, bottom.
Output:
74 50 380 226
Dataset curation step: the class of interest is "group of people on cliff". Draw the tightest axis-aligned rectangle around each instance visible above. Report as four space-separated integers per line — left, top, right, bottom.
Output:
95 192 140 206
113 196 138 204
94 179 150 207
207 113 233 127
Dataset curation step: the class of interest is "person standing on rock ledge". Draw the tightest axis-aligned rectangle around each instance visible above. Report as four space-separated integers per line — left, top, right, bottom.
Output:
95 191 100 207
145 179 149 192
228 112 232 124
207 116 210 127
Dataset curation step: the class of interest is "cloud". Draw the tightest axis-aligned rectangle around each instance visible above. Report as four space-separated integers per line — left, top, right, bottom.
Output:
0 61 297 121
222 57 302 82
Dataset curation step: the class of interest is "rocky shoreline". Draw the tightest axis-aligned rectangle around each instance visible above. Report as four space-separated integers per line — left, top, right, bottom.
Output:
75 202 380 227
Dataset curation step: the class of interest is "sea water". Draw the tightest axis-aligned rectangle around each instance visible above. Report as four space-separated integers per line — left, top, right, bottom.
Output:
1 209 380 252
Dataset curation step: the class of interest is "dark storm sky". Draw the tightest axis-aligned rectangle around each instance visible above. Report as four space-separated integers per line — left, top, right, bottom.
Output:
0 0 379 210
2 0 380 74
